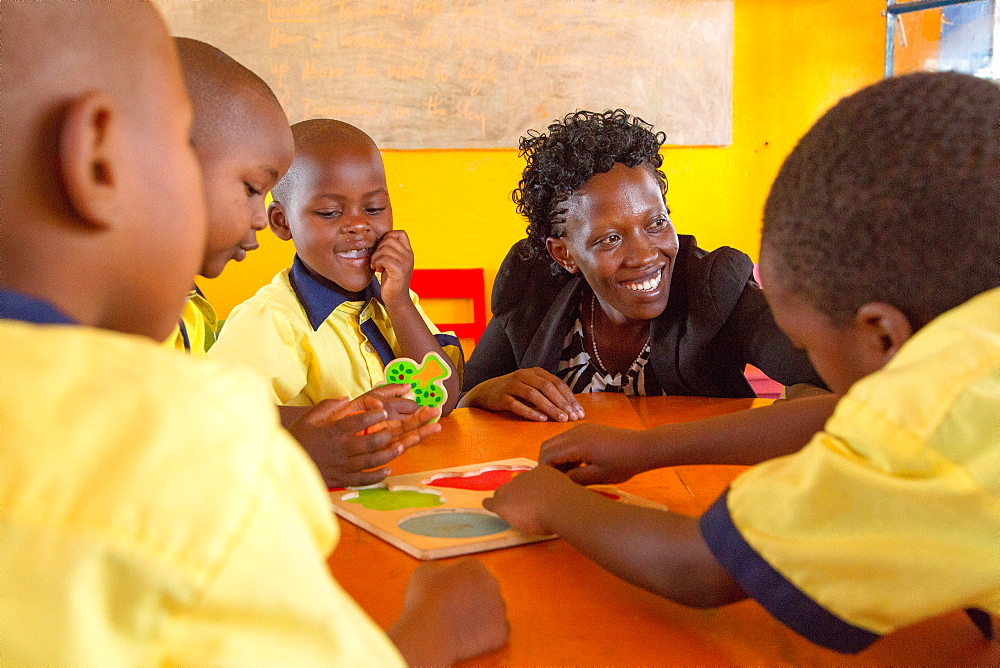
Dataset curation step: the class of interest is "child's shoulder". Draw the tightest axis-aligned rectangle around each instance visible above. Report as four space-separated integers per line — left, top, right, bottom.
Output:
226 267 305 320
787 288 1000 495
1 319 319 547
858 286 1000 393
2 319 277 423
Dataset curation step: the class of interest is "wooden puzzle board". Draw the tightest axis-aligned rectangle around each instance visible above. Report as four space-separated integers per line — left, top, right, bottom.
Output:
330 458 666 560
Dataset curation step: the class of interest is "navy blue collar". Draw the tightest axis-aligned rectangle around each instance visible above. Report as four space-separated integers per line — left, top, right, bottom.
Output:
288 255 383 331
0 290 76 325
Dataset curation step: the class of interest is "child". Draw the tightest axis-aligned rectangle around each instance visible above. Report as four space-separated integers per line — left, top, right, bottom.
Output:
210 119 463 415
161 37 295 354
0 2 507 665
170 38 428 489
485 71 999 653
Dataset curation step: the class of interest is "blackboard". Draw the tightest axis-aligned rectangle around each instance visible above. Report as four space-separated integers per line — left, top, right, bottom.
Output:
156 0 733 148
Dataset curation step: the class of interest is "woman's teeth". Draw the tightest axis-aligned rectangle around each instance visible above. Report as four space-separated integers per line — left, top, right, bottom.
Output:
624 273 662 292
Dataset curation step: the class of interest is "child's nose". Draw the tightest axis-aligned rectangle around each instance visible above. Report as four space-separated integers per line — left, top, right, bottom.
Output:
340 211 370 233
250 204 268 232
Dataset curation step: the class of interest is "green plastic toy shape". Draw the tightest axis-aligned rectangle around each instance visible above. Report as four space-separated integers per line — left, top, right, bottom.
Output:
380 351 452 409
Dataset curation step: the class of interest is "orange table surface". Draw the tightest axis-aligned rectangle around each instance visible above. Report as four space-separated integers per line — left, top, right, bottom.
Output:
328 393 998 666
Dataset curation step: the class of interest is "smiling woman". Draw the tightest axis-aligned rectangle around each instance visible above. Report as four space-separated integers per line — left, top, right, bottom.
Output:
459 110 825 422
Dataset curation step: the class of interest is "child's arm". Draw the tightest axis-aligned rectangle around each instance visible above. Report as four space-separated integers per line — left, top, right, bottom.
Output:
372 229 460 416
539 394 840 485
387 559 509 666
483 466 746 608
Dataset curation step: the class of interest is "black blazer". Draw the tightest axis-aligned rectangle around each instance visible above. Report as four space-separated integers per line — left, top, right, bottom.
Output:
463 236 824 397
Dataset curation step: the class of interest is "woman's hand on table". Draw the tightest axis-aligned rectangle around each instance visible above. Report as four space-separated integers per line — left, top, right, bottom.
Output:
388 559 509 666
539 423 652 485
459 368 585 422
285 394 441 488
483 464 582 535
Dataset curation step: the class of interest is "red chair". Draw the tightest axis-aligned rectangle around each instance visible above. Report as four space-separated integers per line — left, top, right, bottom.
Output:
409 268 487 343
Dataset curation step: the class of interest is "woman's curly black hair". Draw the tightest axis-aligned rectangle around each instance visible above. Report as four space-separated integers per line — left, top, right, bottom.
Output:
512 109 668 264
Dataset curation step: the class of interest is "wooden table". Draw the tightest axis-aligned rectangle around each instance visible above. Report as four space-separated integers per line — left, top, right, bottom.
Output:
329 393 999 666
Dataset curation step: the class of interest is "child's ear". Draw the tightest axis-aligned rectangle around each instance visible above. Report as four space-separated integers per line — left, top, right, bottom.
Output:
268 200 293 241
545 236 577 274
854 302 914 363
59 91 120 228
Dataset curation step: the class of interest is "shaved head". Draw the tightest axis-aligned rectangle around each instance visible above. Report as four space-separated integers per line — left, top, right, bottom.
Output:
173 38 293 278
0 0 206 339
175 37 286 149
1 1 176 225
271 119 382 205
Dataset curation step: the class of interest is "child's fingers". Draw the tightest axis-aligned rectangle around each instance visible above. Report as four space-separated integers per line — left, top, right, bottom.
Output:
564 465 606 486
336 466 392 488
367 383 415 400
303 397 353 425
371 234 414 275
335 408 389 435
378 229 412 251
399 405 441 430
347 439 405 471
382 397 419 419
371 250 411 278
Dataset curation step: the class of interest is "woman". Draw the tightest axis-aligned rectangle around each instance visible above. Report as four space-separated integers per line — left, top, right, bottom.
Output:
460 110 823 421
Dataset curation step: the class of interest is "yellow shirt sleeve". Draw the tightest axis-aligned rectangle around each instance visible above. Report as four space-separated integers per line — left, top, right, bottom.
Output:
0 322 404 666
162 289 219 354
210 292 312 405
160 405 404 666
702 288 1000 650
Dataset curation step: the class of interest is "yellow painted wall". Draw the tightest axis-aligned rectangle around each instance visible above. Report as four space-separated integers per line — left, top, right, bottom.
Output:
200 0 887 320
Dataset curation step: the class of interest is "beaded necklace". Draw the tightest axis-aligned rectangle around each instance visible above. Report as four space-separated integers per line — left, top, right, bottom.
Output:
588 292 651 376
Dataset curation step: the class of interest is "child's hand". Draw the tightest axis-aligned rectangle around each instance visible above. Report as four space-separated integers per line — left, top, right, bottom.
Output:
388 559 509 666
287 395 439 488
354 383 419 420
370 229 414 307
539 424 649 485
483 464 578 535
460 368 585 422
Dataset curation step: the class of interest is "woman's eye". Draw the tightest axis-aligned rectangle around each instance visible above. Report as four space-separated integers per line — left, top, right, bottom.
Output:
650 217 670 229
600 233 621 245
245 183 262 197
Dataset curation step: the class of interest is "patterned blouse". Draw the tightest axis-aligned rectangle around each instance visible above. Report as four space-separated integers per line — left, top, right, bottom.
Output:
555 306 664 396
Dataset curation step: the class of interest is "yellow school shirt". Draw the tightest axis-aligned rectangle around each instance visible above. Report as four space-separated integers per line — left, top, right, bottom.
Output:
701 286 1000 653
163 286 218 354
209 255 464 405
0 310 404 665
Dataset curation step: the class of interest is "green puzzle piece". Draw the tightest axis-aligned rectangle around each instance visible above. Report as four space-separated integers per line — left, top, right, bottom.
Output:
381 351 452 409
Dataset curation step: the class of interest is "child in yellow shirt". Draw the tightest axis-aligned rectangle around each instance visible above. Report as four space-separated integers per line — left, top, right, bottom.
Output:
168 38 429 488
162 37 293 353
485 71 999 652
0 3 507 664
211 119 463 414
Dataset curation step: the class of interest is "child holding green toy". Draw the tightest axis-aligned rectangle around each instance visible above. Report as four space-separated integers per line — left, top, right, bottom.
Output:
210 119 462 419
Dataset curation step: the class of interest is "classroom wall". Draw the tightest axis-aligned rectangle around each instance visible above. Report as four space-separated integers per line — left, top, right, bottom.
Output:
199 0 887 320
